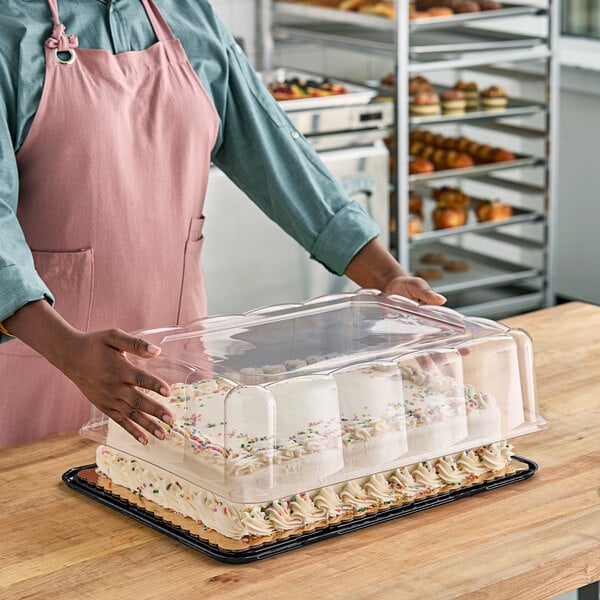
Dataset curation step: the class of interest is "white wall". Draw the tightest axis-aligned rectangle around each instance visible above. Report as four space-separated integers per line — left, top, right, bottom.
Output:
554 67 600 304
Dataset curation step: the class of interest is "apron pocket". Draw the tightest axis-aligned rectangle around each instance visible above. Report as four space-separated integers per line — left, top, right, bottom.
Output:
178 218 207 325
0 248 94 358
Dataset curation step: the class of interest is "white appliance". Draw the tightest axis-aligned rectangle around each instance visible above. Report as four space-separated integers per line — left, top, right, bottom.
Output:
203 140 390 315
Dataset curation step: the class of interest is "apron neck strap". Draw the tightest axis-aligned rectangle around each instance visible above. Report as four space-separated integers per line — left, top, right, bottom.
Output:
45 0 79 52
140 0 176 42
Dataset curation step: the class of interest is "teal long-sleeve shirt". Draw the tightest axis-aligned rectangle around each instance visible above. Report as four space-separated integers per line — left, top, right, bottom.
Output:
0 0 379 342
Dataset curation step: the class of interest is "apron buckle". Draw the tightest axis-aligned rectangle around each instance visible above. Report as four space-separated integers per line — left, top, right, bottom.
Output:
52 48 76 65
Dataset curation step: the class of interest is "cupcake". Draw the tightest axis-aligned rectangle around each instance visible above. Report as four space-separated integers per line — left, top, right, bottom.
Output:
453 80 479 109
480 85 508 110
409 91 441 116
440 90 467 115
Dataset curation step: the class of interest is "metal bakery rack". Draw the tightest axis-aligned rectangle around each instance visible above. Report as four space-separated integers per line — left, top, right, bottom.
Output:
257 0 558 319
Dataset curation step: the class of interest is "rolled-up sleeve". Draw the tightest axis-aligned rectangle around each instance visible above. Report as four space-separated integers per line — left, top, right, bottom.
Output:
0 49 53 344
209 38 379 276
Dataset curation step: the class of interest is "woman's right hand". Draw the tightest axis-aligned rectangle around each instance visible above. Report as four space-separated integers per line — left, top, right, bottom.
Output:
4 300 174 445
55 328 174 445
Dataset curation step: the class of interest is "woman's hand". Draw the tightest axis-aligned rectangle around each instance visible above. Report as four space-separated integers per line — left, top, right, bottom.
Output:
55 328 174 445
381 274 446 306
4 300 174 445
344 238 447 305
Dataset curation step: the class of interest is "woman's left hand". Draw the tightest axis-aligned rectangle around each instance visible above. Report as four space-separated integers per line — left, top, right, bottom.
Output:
344 238 446 305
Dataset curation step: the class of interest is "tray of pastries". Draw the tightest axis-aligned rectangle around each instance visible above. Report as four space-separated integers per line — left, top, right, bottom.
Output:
262 68 376 110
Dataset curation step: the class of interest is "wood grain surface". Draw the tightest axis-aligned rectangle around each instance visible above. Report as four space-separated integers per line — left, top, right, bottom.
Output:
1 301 599 600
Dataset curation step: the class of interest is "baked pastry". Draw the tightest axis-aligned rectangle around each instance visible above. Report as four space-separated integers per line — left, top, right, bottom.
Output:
475 199 513 221
415 267 443 280
440 90 466 115
445 151 474 169
409 75 434 95
409 190 424 216
479 0 502 10
408 214 424 236
432 205 468 229
420 145 435 160
454 0 480 12
453 80 479 109
480 85 508 110
415 0 438 9
428 6 454 16
420 252 447 265
409 157 435 174
410 91 441 116
491 147 516 162
431 148 448 170
409 140 426 155
381 72 396 88
410 11 432 19
338 0 366 10
358 0 395 17
443 260 470 272
474 144 494 163
434 185 471 209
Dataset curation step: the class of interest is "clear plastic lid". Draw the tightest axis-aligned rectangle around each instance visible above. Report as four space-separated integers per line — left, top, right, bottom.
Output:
81 290 547 503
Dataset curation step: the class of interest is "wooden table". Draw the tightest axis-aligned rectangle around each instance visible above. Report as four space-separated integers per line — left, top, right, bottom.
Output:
1 301 599 600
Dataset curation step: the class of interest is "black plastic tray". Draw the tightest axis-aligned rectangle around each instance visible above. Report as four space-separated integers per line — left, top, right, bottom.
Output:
63 456 537 564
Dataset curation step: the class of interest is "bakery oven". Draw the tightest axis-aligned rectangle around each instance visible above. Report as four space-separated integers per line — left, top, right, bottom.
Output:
202 70 393 315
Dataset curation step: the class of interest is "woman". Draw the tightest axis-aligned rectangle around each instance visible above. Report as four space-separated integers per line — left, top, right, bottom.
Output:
0 0 445 448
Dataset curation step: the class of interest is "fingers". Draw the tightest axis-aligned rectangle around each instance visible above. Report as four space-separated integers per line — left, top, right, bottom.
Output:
108 390 173 445
409 278 447 305
383 275 446 306
106 328 162 358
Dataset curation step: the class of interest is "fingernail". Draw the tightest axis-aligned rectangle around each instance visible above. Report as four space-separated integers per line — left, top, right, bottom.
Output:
147 344 161 355
163 414 173 426
137 436 148 445
160 386 170 396
155 429 165 440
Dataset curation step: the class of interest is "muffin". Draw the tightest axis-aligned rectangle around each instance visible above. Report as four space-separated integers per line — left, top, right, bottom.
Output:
480 85 508 110
410 91 441 116
440 89 467 115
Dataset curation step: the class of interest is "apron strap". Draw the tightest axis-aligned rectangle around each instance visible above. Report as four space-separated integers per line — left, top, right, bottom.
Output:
140 0 177 42
45 0 79 52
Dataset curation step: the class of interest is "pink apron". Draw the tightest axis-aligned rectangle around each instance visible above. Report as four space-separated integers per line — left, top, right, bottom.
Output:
0 0 219 447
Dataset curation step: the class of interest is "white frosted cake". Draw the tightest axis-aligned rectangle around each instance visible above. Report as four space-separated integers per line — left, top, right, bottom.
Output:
95 441 515 548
